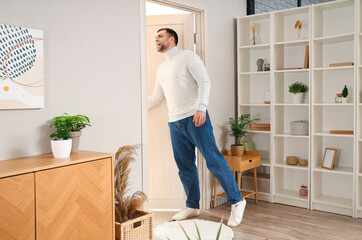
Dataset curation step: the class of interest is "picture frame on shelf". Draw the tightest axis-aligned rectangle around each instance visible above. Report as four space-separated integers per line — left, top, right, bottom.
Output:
321 148 337 170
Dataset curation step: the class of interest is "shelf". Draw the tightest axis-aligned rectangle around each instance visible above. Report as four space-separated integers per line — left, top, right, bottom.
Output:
261 158 270 166
313 166 353 175
274 69 309 73
239 104 270 107
274 103 309 106
313 66 354 71
274 39 309 46
246 130 270 134
241 188 270 196
313 103 354 106
239 12 270 21
313 0 353 11
239 71 270 75
274 163 309 171
274 4 309 16
274 189 308 201
313 33 354 44
313 195 352 209
274 134 309 138
239 43 270 49
313 132 354 138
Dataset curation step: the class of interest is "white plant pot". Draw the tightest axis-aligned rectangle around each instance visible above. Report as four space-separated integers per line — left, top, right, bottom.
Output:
342 97 347 104
292 92 304 104
51 139 72 158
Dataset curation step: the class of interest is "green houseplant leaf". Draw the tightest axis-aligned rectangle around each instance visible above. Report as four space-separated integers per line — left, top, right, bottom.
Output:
228 114 260 145
178 222 191 240
288 81 309 94
49 115 72 140
64 113 91 132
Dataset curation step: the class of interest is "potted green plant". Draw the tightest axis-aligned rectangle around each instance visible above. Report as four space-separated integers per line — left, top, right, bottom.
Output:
64 113 91 152
49 115 72 158
228 114 260 157
288 81 309 104
342 85 348 103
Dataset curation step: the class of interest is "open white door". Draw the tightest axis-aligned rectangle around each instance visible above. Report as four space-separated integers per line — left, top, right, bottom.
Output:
147 13 195 209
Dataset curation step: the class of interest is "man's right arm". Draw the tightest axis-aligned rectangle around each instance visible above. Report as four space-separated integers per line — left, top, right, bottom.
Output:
148 76 165 109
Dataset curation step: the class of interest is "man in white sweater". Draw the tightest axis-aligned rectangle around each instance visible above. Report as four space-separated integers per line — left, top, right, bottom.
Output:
148 28 246 227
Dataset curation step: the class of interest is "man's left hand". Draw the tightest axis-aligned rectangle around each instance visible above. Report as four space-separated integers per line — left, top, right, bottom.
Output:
193 110 206 127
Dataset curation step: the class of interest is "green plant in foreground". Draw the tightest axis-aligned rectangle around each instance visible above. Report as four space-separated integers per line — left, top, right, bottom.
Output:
49 115 72 140
177 215 224 240
228 114 260 145
288 81 309 94
342 85 348 98
64 113 91 132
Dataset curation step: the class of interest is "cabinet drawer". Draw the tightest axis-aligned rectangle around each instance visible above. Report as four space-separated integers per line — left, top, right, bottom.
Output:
36 158 113 240
0 173 35 240
225 156 260 172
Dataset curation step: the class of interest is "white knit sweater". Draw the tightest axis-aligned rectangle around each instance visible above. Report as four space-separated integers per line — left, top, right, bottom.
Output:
148 47 211 122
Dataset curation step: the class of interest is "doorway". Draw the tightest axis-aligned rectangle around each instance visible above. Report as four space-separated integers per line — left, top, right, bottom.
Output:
142 0 210 211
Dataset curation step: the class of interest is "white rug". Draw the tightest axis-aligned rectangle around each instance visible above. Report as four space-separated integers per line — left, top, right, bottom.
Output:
154 219 234 240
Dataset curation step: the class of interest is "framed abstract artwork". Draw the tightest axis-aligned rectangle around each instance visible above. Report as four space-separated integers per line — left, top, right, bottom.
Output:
0 24 44 109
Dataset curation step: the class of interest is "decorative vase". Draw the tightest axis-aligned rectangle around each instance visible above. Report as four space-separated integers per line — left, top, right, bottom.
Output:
298 28 301 39
264 90 270 104
242 141 255 151
51 139 72 158
292 92 304 104
299 185 308 196
70 130 82 152
231 145 244 157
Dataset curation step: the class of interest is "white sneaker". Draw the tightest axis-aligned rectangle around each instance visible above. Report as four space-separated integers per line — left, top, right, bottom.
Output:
227 199 247 227
172 207 200 221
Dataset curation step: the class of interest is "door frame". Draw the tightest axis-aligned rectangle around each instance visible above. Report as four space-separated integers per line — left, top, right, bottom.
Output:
140 0 211 210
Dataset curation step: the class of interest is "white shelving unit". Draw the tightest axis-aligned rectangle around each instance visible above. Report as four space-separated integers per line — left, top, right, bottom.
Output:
357 0 362 219
237 12 272 202
272 5 311 210
311 0 355 217
237 0 362 218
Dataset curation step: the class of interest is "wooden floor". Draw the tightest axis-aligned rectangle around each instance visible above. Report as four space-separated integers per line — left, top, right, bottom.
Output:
182 201 362 240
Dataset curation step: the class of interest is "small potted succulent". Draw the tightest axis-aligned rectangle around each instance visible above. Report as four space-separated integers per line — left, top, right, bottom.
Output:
288 81 309 104
49 115 72 158
64 113 91 152
228 114 260 157
342 85 348 104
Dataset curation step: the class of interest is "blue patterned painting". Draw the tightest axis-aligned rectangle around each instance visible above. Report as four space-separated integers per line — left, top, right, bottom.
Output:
0 24 44 109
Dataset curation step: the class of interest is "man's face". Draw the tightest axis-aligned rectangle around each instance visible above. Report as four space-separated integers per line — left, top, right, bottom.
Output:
155 30 173 53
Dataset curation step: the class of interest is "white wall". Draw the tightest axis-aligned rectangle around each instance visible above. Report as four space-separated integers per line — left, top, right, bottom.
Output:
0 0 143 191
0 0 246 194
197 0 246 150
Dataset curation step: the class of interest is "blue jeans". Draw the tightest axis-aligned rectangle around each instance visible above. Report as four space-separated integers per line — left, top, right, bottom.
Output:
168 111 243 208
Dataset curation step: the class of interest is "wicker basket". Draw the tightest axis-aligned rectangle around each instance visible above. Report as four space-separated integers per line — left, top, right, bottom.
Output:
115 210 154 240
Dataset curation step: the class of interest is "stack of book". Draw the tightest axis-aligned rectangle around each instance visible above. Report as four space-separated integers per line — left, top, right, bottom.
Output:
250 124 270 131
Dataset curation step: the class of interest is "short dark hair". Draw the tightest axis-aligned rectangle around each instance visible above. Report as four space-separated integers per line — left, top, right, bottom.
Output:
157 28 178 45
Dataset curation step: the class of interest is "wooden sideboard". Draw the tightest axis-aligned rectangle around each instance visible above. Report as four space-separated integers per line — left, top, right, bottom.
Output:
0 151 115 240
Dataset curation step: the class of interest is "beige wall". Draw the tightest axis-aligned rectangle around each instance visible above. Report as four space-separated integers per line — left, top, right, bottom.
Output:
0 0 246 194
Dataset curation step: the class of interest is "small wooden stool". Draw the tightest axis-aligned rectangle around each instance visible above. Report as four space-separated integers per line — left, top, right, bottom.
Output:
213 150 261 208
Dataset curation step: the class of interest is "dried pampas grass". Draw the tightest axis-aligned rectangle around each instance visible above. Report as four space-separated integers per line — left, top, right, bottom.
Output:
115 145 147 223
